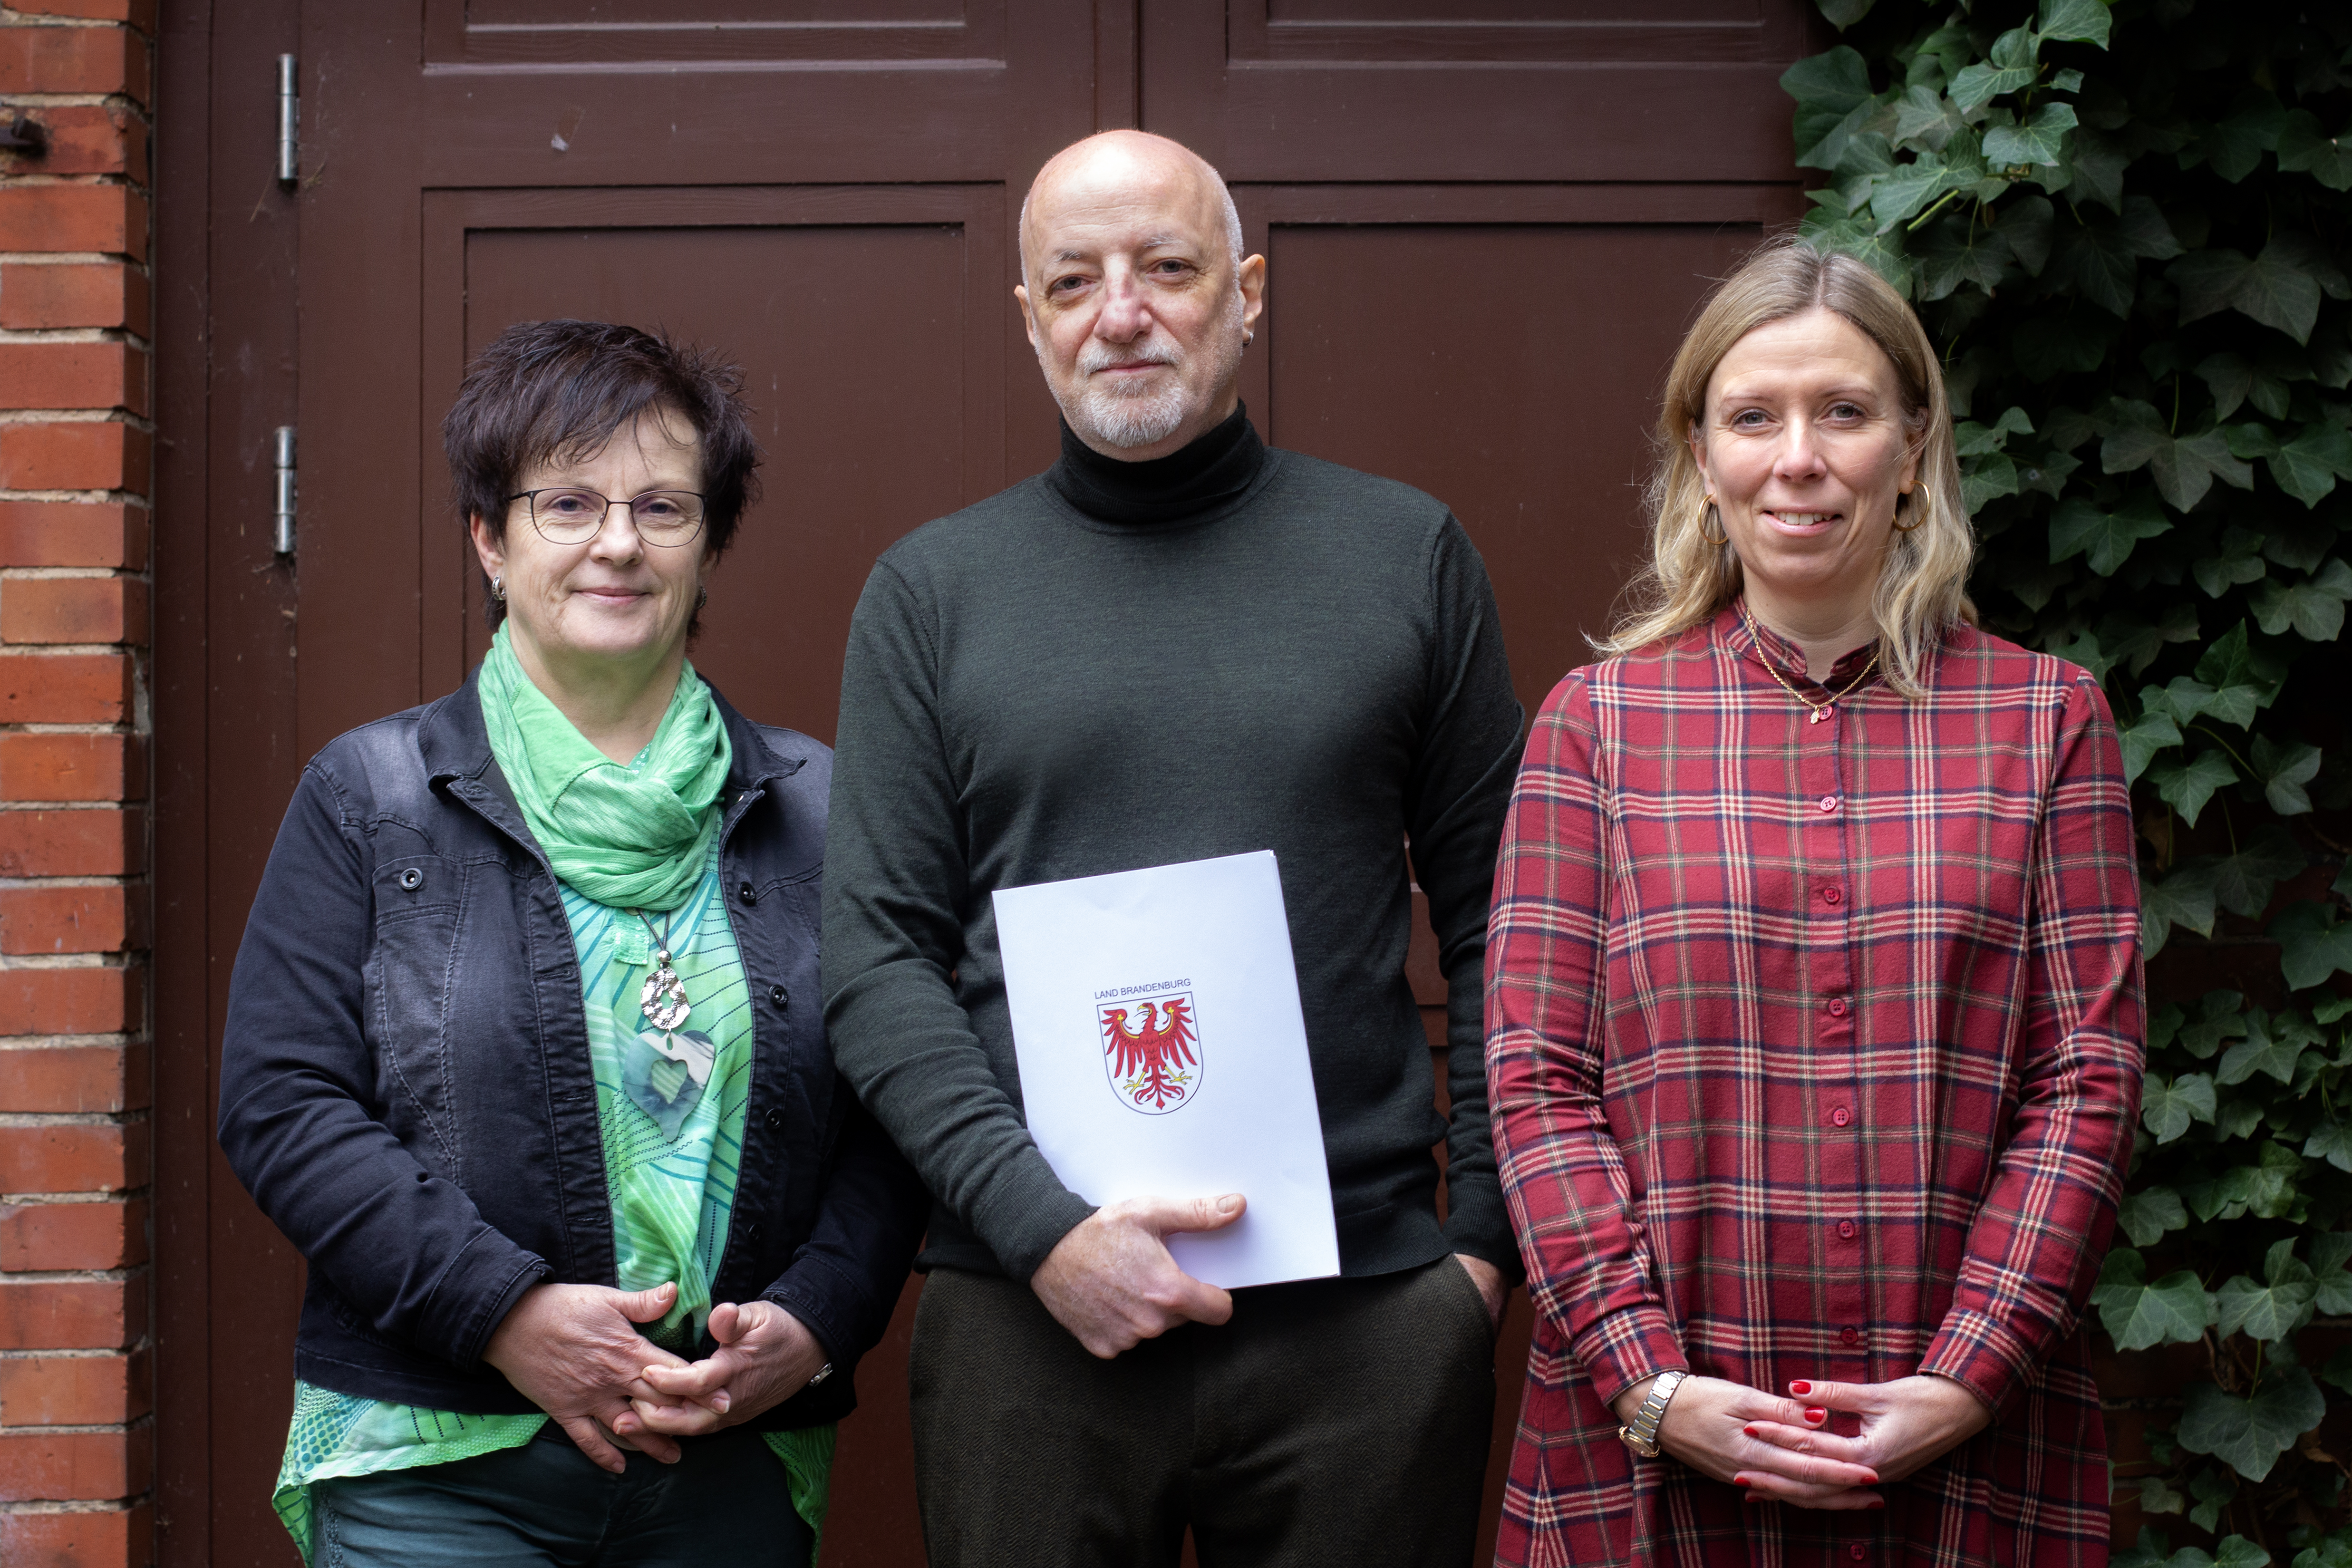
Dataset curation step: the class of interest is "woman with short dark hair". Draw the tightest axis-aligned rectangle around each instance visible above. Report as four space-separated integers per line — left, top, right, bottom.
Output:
1485 240 2144 1566
219 319 927 1566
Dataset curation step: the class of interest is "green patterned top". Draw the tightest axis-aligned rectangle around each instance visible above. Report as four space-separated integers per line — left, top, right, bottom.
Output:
270 840 832 1561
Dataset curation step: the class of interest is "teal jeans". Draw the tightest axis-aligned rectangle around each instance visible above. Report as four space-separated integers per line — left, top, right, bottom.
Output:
310 1421 812 1568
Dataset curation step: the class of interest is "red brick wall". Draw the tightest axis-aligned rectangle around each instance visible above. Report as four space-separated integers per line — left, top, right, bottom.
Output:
0 1 155 1564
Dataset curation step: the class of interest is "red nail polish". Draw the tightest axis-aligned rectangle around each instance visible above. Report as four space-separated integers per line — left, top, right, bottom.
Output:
1790 1381 1811 1396
1806 1408 1826 1423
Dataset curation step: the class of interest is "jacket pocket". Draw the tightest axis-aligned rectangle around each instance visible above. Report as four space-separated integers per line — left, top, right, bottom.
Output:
361 854 467 1181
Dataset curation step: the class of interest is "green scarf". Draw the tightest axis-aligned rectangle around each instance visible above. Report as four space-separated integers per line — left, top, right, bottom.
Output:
477 623 732 912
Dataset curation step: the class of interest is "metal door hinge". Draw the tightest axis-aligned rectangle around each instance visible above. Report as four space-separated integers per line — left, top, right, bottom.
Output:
276 55 299 185
273 426 297 556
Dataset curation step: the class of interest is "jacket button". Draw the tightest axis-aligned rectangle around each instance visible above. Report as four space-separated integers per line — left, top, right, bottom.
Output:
739 881 757 905
398 867 424 891
765 1107 786 1132
740 1220 760 1243
770 985 787 1008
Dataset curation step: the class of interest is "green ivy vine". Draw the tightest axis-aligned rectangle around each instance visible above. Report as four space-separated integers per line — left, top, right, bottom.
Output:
1786 0 2352 1560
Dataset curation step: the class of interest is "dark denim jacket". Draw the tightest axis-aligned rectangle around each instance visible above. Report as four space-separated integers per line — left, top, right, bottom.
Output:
217 671 927 1424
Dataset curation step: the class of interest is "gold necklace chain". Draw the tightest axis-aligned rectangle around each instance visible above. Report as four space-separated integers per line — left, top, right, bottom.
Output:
1747 620 1881 725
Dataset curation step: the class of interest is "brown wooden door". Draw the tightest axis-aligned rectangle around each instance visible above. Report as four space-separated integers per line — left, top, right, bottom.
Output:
155 3 1812 1564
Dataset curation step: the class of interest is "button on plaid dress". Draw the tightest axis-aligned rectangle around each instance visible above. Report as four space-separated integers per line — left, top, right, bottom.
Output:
1485 607 2143 1568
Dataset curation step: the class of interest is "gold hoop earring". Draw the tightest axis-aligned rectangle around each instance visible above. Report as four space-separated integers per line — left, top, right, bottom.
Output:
1700 499 1728 547
1893 483 1932 532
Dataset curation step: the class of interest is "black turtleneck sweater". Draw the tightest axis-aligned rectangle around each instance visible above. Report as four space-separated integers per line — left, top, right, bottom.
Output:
822 407 1526 1284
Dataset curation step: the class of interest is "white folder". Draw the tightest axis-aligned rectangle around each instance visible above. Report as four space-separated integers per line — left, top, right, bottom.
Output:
992 850 1341 1289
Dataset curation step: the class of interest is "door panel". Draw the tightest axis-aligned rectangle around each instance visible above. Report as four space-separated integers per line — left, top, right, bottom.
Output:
458 222 968 740
469 0 965 26
1245 0 1771 67
1263 219 1774 718
428 191 1002 737
429 0 998 67
1148 0 1815 179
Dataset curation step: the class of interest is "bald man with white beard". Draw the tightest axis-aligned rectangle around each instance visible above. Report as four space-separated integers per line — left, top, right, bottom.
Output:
822 132 1524 1567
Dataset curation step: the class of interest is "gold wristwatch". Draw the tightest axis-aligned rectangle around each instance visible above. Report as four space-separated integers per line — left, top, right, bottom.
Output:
1617 1369 1687 1459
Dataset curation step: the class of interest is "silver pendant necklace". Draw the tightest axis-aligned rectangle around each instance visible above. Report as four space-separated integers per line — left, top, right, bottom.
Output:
635 909 691 1032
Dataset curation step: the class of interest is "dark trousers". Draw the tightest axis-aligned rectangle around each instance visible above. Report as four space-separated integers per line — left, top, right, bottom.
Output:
310 1420 813 1568
910 1255 1497 1568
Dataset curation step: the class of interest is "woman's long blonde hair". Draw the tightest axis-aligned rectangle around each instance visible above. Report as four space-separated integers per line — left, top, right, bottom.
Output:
1598 237 1975 696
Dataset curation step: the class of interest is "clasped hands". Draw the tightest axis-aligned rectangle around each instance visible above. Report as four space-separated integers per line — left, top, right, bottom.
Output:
1614 1371 1993 1509
483 1280 827 1473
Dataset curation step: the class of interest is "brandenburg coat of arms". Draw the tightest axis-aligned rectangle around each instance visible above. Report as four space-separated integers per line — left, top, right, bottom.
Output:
1098 992 1201 1115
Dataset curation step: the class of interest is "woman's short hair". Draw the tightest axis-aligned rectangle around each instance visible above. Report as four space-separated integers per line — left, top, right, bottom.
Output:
1599 236 1975 695
444 320 760 626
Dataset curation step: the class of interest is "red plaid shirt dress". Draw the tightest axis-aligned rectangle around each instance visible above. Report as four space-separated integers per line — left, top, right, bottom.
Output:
1486 606 2144 1568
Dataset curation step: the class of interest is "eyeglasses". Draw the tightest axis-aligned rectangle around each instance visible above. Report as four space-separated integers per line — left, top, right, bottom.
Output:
506 488 707 547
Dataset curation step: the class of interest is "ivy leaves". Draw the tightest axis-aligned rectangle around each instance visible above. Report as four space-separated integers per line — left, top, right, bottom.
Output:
1984 102 2079 169
2054 196 2183 319
2051 492 2170 574
2212 1240 2320 1341
1957 405 2037 510
2279 112 2352 192
2095 1235 2352 1360
2121 974 2352 1501
2251 559 2352 641
2180 1366 2328 1483
2131 620 2307 952
2101 406 2249 513
2094 1248 2213 1349
2172 242 2331 346
2031 0 2112 49
2273 904 2352 991
2116 1529 2276 1568
1787 45 1877 171
2093 1237 2343 1483
1950 27 2042 116
2141 1071 2219 1143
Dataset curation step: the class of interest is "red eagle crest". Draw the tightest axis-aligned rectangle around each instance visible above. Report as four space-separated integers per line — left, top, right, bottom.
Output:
1099 994 1200 1114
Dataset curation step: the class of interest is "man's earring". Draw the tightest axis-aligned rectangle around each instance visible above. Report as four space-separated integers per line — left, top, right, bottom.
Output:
490 575 505 602
696 585 709 611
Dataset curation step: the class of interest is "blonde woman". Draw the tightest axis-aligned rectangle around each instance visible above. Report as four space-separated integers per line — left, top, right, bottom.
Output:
1484 239 2144 1566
